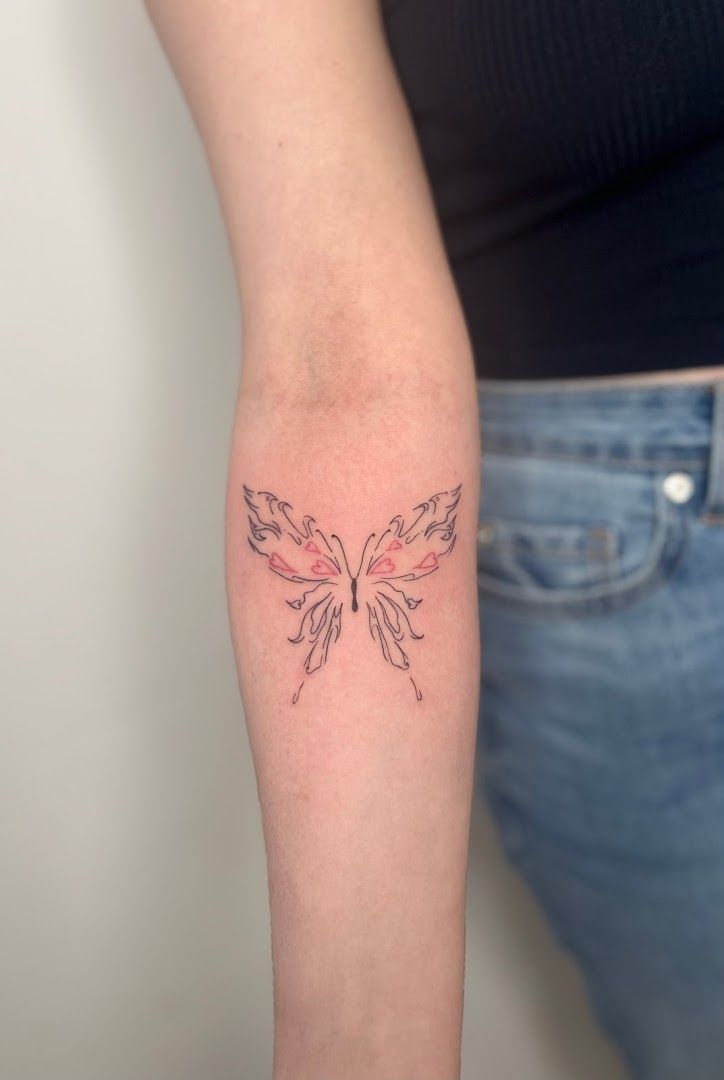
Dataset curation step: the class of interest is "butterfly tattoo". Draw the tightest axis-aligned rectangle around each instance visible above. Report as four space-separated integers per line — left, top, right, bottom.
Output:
243 483 461 704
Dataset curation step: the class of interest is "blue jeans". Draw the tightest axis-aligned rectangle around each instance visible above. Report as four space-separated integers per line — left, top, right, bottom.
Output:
476 380 724 1079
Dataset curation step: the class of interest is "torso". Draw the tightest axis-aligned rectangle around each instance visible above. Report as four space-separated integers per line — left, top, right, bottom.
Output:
382 0 724 381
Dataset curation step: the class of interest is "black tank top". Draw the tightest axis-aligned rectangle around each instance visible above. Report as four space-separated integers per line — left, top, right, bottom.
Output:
381 0 724 379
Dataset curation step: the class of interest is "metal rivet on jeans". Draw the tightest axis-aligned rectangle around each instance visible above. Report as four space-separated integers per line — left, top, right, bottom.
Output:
662 472 695 505
477 523 495 544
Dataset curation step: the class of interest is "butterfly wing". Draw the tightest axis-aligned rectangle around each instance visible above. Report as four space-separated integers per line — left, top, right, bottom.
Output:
244 486 344 690
366 485 460 583
245 485 343 584
364 485 461 685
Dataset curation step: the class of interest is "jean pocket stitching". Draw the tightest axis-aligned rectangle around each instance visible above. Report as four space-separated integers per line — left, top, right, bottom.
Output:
477 494 687 617
478 521 617 563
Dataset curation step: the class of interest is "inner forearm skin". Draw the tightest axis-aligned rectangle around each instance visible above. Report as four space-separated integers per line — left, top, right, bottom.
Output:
226 384 480 1080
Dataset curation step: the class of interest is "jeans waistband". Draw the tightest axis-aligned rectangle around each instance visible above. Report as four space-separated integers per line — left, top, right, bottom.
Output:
477 378 724 517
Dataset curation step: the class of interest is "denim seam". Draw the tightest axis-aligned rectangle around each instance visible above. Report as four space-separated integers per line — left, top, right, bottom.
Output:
703 384 724 516
481 447 706 469
477 521 617 562
476 495 687 617
478 543 616 563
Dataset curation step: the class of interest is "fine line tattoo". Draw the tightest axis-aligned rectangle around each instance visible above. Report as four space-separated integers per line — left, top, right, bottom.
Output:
244 484 461 703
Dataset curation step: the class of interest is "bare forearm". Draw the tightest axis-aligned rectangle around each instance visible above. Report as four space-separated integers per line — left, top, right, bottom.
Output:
227 377 480 1079
144 2 481 1075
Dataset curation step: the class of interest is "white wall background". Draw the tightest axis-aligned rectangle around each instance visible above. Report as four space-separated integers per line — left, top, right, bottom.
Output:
1 3 625 1077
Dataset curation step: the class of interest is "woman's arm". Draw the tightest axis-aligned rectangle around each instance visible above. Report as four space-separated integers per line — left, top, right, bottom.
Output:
144 3 480 1077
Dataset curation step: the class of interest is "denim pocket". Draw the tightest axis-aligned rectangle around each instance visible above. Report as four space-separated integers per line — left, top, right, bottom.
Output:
477 460 690 617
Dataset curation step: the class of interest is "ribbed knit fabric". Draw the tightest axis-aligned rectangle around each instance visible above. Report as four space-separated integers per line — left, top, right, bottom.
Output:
382 0 724 379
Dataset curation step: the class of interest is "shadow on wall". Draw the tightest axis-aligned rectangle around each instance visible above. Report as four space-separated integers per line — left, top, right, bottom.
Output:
40 4 274 1080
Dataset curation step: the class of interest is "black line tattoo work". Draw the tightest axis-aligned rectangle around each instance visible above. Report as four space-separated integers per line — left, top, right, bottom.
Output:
243 484 461 703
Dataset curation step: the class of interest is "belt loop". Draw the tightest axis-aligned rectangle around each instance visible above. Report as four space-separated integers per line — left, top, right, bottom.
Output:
704 383 724 519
